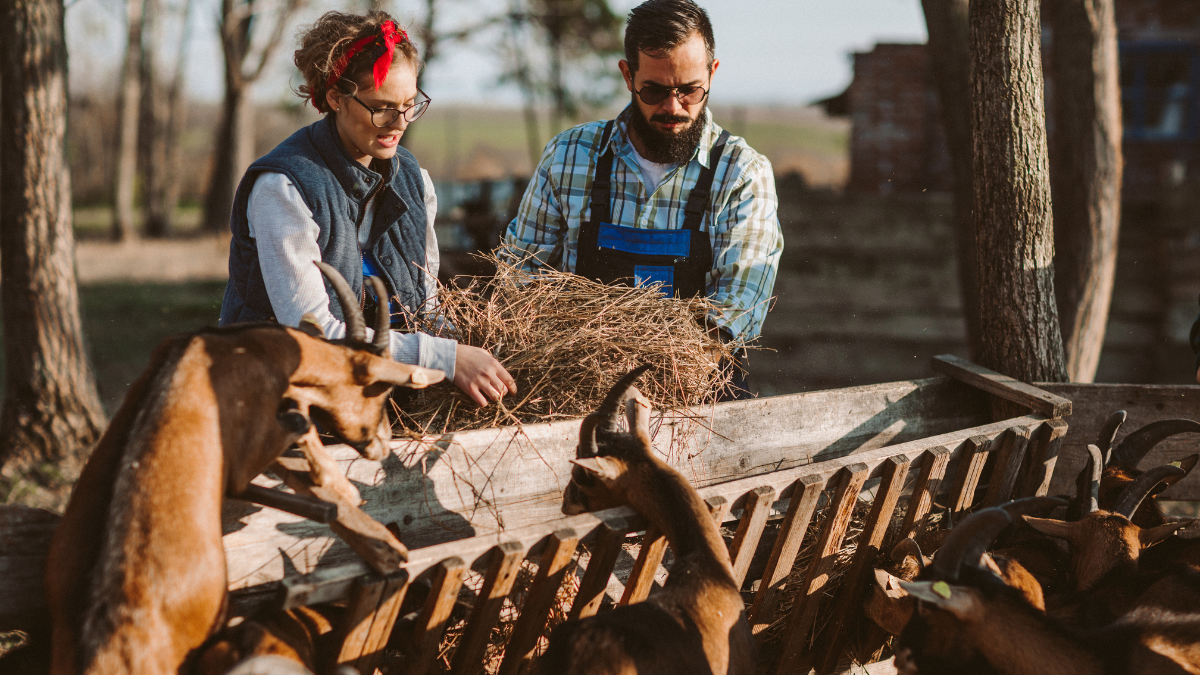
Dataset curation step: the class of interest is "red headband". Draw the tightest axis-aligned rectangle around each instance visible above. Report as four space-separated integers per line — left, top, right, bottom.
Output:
325 20 408 93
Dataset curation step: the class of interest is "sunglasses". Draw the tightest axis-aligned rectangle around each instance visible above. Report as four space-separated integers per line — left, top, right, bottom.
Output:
633 83 709 106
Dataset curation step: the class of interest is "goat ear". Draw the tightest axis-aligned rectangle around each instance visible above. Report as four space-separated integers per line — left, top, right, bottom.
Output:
297 313 326 339
1139 520 1193 548
367 359 445 388
898 581 979 621
570 456 623 482
1022 515 1080 541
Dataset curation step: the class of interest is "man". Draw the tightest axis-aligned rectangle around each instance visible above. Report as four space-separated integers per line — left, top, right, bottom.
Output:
501 0 783 397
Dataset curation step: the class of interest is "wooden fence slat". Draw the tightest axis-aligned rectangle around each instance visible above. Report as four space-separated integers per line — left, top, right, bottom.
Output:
497 529 580 675
619 526 667 605
728 486 777 588
328 569 388 662
931 354 1072 417
353 571 411 674
749 474 824 636
815 455 910 674
449 541 526 675
568 523 626 620
775 463 870 675
1016 418 1069 498
948 435 992 516
405 557 468 675
898 446 951 541
707 494 733 525
983 425 1032 506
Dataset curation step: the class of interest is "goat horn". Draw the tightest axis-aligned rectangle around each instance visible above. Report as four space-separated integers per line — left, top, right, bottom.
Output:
1155 455 1200 496
367 276 391 355
1113 463 1186 519
316 261 366 344
1109 419 1200 470
593 365 654 425
1095 410 1127 464
577 416 600 459
930 508 1012 582
890 537 925 571
1085 445 1103 515
999 495 1069 518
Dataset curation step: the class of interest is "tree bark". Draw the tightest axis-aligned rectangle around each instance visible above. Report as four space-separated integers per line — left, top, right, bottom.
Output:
0 0 108 510
110 0 146 242
202 81 250 233
970 0 1069 386
155 0 196 236
921 0 982 360
1046 0 1122 383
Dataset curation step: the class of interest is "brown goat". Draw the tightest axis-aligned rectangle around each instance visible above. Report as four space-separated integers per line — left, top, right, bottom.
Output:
895 508 1200 675
44 266 442 675
1067 414 1200 528
539 366 755 675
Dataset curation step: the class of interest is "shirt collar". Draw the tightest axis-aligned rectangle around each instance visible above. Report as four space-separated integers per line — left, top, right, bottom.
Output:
611 105 717 169
316 115 391 202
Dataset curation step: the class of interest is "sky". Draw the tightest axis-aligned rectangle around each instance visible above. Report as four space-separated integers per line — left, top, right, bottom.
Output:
65 0 928 107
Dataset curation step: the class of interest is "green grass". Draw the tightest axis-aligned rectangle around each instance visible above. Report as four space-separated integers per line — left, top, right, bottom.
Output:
0 281 228 414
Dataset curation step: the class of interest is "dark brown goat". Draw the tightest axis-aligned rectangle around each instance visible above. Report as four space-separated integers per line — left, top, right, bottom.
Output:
894 508 1200 675
45 266 442 675
539 366 754 675
1067 413 1200 528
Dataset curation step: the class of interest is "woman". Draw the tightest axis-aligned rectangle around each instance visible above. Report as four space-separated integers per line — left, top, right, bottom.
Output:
220 11 515 406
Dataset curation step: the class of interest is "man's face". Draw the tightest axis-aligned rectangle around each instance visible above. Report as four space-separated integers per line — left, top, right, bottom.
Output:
619 31 718 162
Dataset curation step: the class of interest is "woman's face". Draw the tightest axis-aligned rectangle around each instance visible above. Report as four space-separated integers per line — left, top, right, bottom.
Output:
327 59 419 167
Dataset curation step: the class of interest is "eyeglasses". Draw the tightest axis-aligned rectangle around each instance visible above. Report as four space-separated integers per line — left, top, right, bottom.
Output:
633 83 709 106
350 88 431 127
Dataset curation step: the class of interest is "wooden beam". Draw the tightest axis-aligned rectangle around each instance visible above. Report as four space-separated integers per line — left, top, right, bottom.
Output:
728 486 777 588
983 425 1032 506
1015 419 1068 498
899 446 951 541
932 354 1071 417
749 475 823 636
405 557 468 675
568 523 625 620
619 526 667 605
948 435 993 517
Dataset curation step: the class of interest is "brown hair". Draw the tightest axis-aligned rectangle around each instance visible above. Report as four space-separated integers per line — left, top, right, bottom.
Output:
294 10 421 114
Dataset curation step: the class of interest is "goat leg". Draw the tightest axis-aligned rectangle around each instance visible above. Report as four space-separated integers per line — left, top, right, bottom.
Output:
295 427 363 507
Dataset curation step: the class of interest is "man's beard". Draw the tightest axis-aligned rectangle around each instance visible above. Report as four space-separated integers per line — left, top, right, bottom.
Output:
628 94 706 164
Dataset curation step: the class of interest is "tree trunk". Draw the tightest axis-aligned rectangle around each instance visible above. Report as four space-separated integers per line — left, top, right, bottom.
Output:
970 0 1068 387
110 0 145 242
202 82 250 232
156 0 195 236
921 0 982 360
1047 0 1122 382
140 0 172 238
0 0 108 510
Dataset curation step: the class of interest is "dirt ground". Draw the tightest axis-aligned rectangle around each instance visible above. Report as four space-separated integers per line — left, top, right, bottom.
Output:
75 233 231 284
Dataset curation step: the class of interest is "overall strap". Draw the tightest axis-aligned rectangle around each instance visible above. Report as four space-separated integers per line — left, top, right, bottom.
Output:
681 130 731 232
588 120 618 226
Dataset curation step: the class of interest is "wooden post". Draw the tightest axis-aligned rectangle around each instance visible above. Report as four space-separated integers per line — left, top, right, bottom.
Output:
450 542 526 675
497 529 579 675
899 446 951 541
970 0 1069 390
728 486 777 588
748 475 824 636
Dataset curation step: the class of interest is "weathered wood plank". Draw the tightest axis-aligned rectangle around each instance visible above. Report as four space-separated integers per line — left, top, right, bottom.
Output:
1015 419 1069 498
351 571 411 674
568 523 625 621
948 436 992 516
449 542 526 675
223 377 990 591
898 446 951 541
933 354 1071 417
728 486 776 588
331 573 388 666
707 494 733 525
983 425 1032 506
775 463 870 674
497 529 579 675
620 526 667 605
816 456 910 674
749 475 824 635
258 414 1045 615
1037 384 1200 500
405 557 467 675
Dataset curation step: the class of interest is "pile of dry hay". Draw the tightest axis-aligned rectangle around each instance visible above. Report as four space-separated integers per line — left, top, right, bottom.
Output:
393 255 743 432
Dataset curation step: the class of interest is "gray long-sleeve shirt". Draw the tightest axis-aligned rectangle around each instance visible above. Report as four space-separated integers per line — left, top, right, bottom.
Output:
247 169 458 379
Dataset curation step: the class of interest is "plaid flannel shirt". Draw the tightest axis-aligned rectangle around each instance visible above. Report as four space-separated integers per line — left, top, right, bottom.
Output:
501 106 783 341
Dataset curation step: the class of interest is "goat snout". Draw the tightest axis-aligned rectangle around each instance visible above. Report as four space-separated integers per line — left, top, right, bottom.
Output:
893 646 919 675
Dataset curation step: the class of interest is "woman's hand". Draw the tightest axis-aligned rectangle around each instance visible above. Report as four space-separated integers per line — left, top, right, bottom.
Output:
454 345 518 406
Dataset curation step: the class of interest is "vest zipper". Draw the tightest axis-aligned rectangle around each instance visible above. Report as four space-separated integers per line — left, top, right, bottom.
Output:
356 180 385 312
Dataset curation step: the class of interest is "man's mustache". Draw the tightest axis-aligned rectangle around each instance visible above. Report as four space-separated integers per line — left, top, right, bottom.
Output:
650 113 691 124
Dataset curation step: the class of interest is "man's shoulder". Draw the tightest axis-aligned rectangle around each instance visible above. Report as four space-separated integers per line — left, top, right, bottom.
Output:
546 119 612 154
708 119 772 176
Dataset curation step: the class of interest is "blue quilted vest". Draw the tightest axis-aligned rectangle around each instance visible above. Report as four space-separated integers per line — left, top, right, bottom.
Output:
219 115 428 326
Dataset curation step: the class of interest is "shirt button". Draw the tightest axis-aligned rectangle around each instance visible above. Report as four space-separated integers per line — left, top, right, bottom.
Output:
382 256 393 266
393 205 402 213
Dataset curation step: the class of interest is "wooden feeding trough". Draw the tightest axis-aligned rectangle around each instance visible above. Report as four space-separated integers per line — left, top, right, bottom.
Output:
4 355 1200 674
